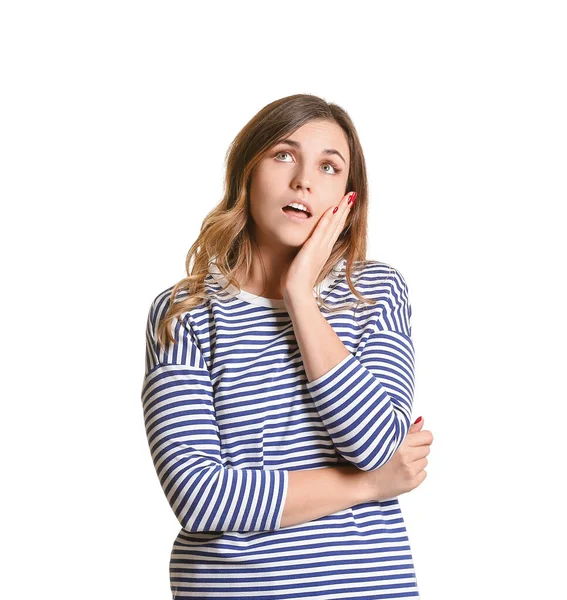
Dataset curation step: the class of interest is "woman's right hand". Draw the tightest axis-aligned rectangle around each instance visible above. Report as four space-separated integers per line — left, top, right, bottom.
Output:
362 417 434 501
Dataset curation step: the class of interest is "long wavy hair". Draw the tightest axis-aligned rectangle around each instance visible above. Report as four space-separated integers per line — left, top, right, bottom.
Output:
156 93 379 348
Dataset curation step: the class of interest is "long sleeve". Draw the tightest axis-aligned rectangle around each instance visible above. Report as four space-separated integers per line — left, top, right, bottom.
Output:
141 295 289 533
305 268 415 471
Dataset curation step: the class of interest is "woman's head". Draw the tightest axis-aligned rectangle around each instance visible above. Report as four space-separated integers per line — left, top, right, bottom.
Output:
156 93 375 348
248 118 351 255
225 94 368 257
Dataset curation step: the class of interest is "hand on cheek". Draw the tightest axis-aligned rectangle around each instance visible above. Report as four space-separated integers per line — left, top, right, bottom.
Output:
281 191 357 299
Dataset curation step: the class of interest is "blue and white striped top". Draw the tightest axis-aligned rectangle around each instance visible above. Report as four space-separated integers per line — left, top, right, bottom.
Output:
141 257 419 599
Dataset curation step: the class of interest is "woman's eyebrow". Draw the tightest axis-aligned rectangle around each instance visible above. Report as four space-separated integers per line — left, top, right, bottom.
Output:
275 138 346 165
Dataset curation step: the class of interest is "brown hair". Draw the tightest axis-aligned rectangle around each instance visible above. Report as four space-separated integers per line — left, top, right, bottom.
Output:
156 93 378 348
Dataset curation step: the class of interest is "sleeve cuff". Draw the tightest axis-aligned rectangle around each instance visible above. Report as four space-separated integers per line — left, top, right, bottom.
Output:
304 352 355 391
272 469 289 530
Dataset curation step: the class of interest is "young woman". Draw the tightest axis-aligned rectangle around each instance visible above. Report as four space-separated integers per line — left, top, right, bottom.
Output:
141 93 434 599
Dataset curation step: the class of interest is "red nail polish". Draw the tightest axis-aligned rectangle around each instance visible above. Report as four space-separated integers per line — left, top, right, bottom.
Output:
414 416 422 424
333 206 339 214
348 191 357 205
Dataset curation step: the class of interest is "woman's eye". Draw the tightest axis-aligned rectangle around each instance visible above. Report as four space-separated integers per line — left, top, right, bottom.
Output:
273 151 341 174
321 163 339 174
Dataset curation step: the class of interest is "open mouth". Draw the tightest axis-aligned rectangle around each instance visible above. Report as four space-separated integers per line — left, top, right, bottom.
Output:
282 206 312 219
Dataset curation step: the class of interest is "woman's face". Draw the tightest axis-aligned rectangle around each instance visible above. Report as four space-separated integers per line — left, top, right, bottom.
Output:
248 119 351 249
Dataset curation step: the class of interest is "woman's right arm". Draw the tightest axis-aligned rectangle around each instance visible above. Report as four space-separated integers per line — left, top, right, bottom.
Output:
143 299 289 534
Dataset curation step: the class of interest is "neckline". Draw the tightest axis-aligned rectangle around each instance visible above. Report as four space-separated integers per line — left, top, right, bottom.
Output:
207 258 346 309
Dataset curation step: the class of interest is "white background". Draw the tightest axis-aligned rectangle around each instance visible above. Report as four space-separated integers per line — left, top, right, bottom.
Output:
1 1 565 598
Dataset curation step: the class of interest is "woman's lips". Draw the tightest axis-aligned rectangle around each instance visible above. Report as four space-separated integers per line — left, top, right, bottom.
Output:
281 207 310 222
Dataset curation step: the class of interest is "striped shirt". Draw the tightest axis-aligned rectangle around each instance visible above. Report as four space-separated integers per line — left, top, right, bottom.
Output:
141 257 420 599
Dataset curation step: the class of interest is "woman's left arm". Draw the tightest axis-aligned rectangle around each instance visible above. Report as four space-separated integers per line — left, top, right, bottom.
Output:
282 191 415 472
285 282 415 473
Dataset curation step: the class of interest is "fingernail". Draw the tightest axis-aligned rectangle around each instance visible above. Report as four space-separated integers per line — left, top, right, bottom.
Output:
333 206 339 214
414 416 422 424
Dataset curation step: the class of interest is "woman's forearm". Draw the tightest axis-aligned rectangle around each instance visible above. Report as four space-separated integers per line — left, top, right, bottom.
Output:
285 293 350 383
280 465 371 529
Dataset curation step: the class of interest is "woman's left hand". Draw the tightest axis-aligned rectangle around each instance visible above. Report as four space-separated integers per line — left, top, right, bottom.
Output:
281 190 356 302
